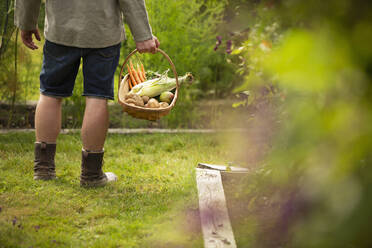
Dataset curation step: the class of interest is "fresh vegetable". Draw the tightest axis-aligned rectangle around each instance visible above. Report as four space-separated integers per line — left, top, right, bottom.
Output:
145 70 162 79
146 98 160 108
159 102 169 108
124 93 144 107
129 70 193 97
128 78 133 90
141 95 150 104
127 64 136 87
141 63 147 81
137 63 145 82
130 61 141 84
159 91 174 104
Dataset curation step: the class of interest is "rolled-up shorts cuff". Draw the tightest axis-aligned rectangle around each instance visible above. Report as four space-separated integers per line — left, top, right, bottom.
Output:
40 90 72 98
82 93 114 100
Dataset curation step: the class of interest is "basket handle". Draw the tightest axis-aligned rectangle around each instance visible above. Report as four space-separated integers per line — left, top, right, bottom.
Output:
118 48 179 105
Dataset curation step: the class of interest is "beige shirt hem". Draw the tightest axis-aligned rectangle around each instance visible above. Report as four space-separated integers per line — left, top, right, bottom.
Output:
44 32 126 49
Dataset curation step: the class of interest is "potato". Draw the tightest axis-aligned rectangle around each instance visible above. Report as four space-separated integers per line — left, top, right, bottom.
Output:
125 93 144 107
125 99 137 105
146 98 160 108
159 102 169 108
141 95 150 104
124 92 136 100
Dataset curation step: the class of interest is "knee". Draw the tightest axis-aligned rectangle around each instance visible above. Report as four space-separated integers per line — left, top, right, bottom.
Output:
85 97 108 108
39 94 63 106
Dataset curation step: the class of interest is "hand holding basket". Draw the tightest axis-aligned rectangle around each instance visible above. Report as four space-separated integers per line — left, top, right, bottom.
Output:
118 48 180 121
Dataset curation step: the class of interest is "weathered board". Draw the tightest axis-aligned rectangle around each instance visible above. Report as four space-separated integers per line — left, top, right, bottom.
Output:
198 163 249 173
196 168 237 248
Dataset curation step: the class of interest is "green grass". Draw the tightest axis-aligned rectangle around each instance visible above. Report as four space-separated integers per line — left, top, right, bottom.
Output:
0 132 231 247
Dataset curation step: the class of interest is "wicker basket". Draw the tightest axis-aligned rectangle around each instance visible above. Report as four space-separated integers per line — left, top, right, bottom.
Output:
118 48 179 121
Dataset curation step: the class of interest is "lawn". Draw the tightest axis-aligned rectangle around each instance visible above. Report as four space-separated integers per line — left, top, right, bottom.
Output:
0 132 231 247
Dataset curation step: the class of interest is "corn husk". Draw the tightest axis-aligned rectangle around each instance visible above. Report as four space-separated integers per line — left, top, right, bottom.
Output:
129 70 193 97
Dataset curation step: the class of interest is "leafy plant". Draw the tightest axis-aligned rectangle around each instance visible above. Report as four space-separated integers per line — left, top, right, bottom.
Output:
121 0 231 98
224 0 372 247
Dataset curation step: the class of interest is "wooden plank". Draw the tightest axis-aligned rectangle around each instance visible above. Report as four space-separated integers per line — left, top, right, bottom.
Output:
198 163 249 173
196 168 237 248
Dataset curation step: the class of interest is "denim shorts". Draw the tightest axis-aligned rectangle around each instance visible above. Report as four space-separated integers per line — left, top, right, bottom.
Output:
40 40 121 100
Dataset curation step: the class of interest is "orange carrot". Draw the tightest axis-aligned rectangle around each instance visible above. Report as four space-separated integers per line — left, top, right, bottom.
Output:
141 63 147 80
137 63 145 82
127 64 136 86
132 69 141 85
130 61 141 84
128 78 133 89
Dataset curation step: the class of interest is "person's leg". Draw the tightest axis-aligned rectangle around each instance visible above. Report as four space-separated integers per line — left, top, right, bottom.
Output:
35 94 62 143
80 97 118 187
38 40 81 141
81 43 121 151
33 94 62 180
80 97 117 186
34 40 81 180
79 44 120 187
81 97 108 151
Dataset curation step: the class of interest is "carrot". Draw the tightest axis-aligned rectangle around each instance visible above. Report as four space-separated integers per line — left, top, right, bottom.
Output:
127 64 136 86
128 78 133 89
132 69 141 85
141 63 147 80
137 63 145 82
130 60 141 84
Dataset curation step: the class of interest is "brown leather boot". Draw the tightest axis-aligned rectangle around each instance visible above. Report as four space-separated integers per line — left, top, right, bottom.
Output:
80 150 117 187
34 142 57 180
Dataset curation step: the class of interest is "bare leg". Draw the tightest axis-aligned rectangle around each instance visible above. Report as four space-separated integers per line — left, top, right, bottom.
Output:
81 97 109 151
80 97 117 186
35 94 62 143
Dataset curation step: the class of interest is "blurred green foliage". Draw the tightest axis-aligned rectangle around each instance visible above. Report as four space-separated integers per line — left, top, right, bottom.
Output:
228 0 372 247
0 0 16 102
122 0 239 101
